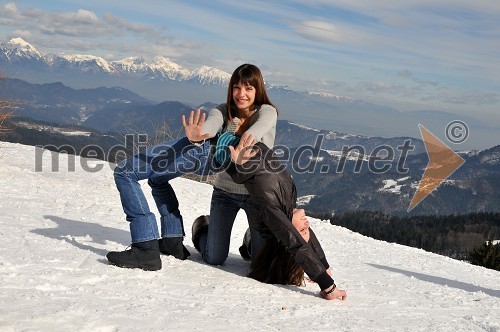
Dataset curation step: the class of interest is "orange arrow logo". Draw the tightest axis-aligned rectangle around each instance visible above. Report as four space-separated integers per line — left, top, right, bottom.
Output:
408 124 465 212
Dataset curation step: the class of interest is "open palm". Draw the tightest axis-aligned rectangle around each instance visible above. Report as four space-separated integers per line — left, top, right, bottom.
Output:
182 108 211 142
228 133 257 165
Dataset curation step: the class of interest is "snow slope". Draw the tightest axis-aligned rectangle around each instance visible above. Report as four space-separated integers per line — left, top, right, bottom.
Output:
0 141 498 331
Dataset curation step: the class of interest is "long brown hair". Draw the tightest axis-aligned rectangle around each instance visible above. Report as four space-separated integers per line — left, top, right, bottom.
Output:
226 64 276 121
248 239 304 286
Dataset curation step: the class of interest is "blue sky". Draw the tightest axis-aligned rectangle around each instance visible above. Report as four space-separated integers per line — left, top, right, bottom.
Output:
1 0 500 124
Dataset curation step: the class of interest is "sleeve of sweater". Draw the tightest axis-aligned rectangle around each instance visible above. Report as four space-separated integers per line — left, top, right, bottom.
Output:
201 104 277 141
245 104 278 142
263 205 334 291
201 104 225 138
308 228 330 270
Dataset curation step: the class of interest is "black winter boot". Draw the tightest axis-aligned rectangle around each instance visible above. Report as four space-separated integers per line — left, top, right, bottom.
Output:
106 240 161 271
191 215 209 253
158 237 190 260
238 228 252 261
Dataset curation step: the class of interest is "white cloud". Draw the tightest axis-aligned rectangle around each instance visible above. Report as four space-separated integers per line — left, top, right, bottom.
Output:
73 9 98 23
0 3 200 61
4 2 17 12
293 21 342 43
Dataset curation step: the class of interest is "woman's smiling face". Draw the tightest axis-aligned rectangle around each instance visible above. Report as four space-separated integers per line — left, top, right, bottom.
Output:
232 81 256 112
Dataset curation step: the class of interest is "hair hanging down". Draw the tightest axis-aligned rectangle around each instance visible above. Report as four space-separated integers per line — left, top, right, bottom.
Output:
226 64 276 121
248 238 305 286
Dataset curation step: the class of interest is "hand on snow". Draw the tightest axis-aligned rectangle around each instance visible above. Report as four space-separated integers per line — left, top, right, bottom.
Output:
320 286 347 301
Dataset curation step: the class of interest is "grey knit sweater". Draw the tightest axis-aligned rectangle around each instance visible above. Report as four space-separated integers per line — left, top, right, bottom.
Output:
201 103 277 194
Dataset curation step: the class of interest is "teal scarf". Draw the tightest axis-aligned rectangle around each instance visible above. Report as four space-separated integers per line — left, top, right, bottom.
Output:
215 131 241 166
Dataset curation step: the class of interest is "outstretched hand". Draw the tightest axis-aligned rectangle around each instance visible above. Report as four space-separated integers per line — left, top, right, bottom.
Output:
182 108 211 142
228 132 257 165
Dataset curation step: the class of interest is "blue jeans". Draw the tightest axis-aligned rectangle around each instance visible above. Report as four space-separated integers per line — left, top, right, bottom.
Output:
199 187 265 265
114 137 214 243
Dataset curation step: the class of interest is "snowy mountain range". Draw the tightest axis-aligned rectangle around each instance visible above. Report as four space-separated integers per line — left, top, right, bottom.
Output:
0 37 374 111
0 37 231 85
1 37 499 150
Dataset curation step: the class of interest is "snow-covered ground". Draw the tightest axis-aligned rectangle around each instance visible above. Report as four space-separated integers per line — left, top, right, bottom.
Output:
0 141 499 331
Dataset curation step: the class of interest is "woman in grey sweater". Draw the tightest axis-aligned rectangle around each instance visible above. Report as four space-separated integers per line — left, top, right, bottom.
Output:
187 64 278 265
107 64 277 271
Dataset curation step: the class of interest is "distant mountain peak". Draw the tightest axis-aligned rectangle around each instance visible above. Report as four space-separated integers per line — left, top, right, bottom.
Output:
114 56 145 64
60 54 115 73
9 37 34 48
268 84 293 90
150 56 190 79
189 65 231 85
9 37 38 53
3 37 43 59
111 56 148 73
307 91 354 102
152 55 181 67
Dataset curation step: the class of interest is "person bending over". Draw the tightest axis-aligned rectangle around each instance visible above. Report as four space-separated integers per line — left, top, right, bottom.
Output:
198 131 347 300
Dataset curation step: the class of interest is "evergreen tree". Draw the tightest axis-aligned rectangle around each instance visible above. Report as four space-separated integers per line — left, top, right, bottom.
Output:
469 241 500 271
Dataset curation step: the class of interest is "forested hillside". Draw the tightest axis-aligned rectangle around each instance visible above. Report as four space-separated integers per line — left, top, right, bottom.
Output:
324 210 500 268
